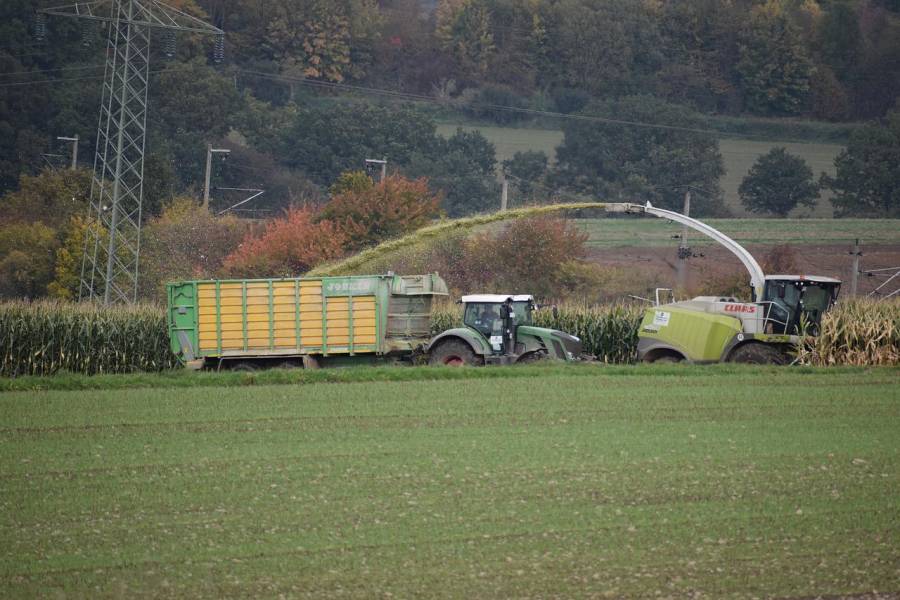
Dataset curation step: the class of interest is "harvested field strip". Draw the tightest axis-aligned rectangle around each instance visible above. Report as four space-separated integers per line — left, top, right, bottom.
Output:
1 370 898 597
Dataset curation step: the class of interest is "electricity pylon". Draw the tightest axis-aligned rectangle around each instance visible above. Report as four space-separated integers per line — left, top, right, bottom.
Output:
39 1 223 304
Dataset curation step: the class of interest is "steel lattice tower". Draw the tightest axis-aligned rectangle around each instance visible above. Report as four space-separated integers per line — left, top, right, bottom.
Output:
39 1 223 304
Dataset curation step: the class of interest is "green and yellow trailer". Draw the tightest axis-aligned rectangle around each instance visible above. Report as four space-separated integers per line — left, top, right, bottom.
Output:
167 273 448 369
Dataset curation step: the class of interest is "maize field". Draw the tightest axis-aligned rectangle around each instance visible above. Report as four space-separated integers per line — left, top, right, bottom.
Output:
1 299 897 377
0 301 176 377
430 302 643 364
796 298 900 366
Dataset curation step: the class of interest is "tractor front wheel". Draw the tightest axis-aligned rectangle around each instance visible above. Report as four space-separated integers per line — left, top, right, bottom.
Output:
728 343 787 365
429 340 481 367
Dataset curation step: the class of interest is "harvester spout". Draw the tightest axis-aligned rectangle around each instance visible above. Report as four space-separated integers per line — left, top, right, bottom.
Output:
614 201 766 301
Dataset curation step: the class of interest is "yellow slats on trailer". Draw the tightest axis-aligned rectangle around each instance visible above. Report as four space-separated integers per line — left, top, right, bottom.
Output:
195 279 377 354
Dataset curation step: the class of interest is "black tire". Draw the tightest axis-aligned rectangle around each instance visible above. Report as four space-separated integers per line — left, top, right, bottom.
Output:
728 343 787 365
429 340 481 367
653 355 683 364
516 351 547 364
229 361 258 372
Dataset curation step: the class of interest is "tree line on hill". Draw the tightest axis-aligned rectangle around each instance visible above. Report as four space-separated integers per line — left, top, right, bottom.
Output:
1 0 899 301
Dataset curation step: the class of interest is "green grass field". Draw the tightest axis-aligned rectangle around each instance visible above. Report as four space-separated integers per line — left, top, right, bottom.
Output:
436 124 843 217
572 217 900 248
2 365 898 598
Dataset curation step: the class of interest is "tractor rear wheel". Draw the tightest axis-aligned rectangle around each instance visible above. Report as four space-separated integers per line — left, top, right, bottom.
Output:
429 340 481 367
728 342 787 365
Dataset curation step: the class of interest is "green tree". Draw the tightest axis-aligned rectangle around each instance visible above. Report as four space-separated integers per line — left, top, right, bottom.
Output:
406 128 498 217
0 222 58 299
280 103 439 187
502 151 549 200
548 0 663 96
736 2 815 115
738 148 819 216
822 104 900 217
552 96 727 215
0 168 91 228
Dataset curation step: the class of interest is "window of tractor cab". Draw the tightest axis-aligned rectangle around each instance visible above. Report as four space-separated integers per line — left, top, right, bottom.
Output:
464 303 502 336
511 301 533 325
799 284 833 314
464 301 533 336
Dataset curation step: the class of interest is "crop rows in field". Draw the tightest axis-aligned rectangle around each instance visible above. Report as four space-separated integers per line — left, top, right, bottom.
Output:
1 369 898 598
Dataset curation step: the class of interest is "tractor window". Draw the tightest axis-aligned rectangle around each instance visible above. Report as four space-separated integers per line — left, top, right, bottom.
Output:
464 303 502 337
511 301 533 326
800 285 830 313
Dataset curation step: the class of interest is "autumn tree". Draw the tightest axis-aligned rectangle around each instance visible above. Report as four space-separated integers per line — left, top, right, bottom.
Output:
139 197 247 301
436 0 496 78
738 148 819 216
319 174 441 252
265 0 382 88
223 206 348 277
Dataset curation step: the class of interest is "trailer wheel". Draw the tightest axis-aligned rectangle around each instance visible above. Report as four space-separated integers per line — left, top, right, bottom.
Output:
429 340 481 367
728 342 787 365
229 361 258 372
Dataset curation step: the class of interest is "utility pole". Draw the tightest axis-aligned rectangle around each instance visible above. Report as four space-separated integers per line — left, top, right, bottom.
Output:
57 135 79 169
676 190 691 291
849 238 862 297
39 0 224 304
364 158 387 182
500 179 508 211
203 144 231 210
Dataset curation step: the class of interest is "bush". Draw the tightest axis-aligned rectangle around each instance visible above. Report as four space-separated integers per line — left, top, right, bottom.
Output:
223 206 348 277
320 174 442 252
140 198 247 301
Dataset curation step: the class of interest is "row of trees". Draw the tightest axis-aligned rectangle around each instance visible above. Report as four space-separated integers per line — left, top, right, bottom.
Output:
2 1 899 217
202 0 900 120
0 169 608 302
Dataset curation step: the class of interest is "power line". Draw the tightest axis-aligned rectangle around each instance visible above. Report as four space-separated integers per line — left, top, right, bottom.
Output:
0 63 105 77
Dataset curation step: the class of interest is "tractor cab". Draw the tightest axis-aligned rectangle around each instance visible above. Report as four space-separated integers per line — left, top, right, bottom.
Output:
426 294 582 365
760 275 841 335
462 294 534 354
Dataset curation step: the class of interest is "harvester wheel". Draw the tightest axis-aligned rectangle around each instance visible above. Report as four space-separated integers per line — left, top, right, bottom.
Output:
429 340 481 367
728 342 787 365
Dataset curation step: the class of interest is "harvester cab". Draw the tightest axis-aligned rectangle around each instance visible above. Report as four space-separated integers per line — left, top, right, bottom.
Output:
426 294 583 366
760 276 841 335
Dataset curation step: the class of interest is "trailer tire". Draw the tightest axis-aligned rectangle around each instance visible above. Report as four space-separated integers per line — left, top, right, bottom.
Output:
429 339 481 367
728 342 787 365
229 361 258 372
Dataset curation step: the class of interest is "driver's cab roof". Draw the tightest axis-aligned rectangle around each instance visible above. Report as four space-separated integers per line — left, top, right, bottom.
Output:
461 294 534 304
765 275 842 284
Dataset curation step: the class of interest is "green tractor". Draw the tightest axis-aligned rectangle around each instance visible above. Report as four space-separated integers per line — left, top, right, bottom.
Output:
426 294 583 366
